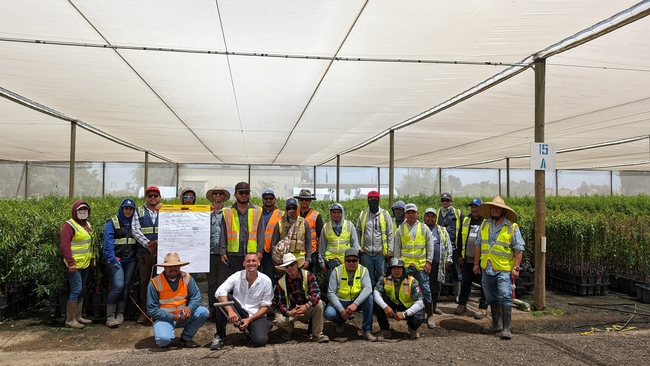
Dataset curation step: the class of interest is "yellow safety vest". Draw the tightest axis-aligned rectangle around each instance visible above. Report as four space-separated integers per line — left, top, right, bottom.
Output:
224 206 262 254
324 221 352 262
399 222 427 270
65 219 94 269
479 221 517 272
336 265 367 301
359 210 389 254
152 272 190 314
264 209 284 253
277 269 310 309
384 276 416 308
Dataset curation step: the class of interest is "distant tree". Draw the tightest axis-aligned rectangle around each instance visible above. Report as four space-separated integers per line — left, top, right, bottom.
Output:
398 168 438 196
0 162 26 197
129 164 176 191
27 162 103 197
254 179 276 197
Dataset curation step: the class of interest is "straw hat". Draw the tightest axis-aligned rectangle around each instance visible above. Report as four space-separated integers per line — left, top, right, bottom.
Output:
206 186 231 202
155 252 190 267
275 253 305 270
477 196 517 221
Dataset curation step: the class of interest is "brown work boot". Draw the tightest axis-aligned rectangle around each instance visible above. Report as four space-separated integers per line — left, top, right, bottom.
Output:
65 301 84 329
454 304 467 315
137 314 150 324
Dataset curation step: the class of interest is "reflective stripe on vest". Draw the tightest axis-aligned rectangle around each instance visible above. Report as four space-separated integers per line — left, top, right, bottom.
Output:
384 276 415 308
277 269 309 309
479 221 517 271
66 219 93 269
224 206 262 253
336 265 367 301
110 216 136 245
399 222 427 270
324 221 352 263
461 217 470 258
264 209 284 253
303 209 319 254
359 210 388 254
152 272 190 314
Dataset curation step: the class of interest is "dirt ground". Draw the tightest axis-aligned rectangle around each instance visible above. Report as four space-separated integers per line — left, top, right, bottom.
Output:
1 287 649 366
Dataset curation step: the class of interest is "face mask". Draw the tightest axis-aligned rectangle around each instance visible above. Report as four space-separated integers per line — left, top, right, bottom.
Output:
77 210 89 220
368 200 379 213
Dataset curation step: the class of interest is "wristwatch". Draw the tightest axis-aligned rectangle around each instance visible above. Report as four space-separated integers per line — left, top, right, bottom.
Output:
513 266 520 271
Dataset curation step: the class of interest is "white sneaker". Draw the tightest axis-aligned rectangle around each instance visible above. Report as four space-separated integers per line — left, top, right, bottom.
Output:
427 316 436 329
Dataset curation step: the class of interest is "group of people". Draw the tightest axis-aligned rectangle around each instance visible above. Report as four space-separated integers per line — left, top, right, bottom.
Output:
59 182 524 350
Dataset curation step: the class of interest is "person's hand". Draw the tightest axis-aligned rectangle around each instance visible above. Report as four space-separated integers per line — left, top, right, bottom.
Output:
473 264 481 275
147 241 157 256
321 265 327 272
340 309 350 320
424 262 432 274
302 260 310 270
291 305 306 318
445 262 452 271
394 311 405 321
221 254 229 265
181 307 191 321
227 309 239 323
68 264 77 274
511 267 520 281
345 303 357 317
238 317 251 330
155 203 162 211
383 306 395 318
458 257 465 267
257 252 263 262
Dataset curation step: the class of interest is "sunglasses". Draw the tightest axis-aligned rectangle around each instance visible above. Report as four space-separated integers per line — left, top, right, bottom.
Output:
345 258 359 263
286 206 297 210
147 194 159 198
288 261 298 267
441 199 451 203
182 196 195 200
213 191 225 195
298 198 311 202
237 190 251 195
263 196 275 200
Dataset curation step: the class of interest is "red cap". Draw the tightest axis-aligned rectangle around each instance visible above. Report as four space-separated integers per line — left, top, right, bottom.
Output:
368 190 380 198
145 185 160 194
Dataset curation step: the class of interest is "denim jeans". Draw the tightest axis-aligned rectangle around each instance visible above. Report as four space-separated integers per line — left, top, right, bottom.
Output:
324 295 374 333
153 306 209 347
360 252 386 286
107 260 137 305
406 265 431 303
482 270 513 306
67 267 91 301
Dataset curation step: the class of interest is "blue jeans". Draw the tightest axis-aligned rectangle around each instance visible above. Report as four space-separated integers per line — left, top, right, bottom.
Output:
67 267 91 301
153 306 209 347
482 270 513 306
360 252 385 286
107 260 137 305
324 295 374 333
406 265 431 303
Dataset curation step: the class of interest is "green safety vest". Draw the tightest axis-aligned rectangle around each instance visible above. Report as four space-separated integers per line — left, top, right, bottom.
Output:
65 219 93 269
324 221 352 262
479 220 517 272
336 265 367 301
224 206 262 254
384 276 416 308
399 222 427 270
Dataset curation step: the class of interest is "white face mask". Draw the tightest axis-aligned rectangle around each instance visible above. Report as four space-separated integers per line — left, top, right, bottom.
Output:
77 210 89 220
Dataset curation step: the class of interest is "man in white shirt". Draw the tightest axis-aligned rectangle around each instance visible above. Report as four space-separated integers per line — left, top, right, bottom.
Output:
212 253 273 350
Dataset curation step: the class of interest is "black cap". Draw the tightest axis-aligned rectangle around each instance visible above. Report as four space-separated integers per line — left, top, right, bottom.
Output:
235 182 250 192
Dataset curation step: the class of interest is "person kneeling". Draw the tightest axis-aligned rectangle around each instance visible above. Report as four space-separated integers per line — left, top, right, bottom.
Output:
275 253 329 343
147 253 209 348
374 258 425 339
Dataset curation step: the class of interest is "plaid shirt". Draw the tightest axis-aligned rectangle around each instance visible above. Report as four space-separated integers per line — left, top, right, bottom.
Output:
275 270 321 316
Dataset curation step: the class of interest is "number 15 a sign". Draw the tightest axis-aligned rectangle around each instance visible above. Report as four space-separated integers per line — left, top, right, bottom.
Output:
530 143 556 170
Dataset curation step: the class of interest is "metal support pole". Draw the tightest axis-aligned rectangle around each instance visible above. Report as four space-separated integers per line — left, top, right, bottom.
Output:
610 170 613 195
69 122 76 199
506 157 510 198
336 155 340 202
533 58 547 310
389 131 395 208
377 167 381 193
144 151 149 192
555 170 559 196
248 165 251 185
313 166 317 196
498 168 502 196
438 167 442 195
102 161 106 197
24 161 28 198
176 163 180 195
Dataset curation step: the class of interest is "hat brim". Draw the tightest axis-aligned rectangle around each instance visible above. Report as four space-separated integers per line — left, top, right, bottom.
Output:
155 261 190 267
293 195 316 200
206 188 231 202
477 202 517 221
275 256 306 270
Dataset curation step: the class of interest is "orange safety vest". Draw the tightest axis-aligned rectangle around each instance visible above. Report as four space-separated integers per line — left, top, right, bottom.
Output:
224 206 262 254
303 209 319 254
264 209 284 253
151 272 191 314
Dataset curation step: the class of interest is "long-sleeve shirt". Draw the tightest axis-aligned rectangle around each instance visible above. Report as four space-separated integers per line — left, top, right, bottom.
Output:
215 270 273 317
59 219 92 268
218 203 265 256
373 274 424 316
131 205 158 248
475 218 525 276
356 208 394 256
428 224 454 283
102 220 137 265
147 272 201 323
327 265 372 312
318 220 360 267
210 207 223 255
393 221 435 264
275 270 321 316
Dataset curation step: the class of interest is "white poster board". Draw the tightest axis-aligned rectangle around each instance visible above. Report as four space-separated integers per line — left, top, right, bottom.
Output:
157 205 211 274
530 142 556 171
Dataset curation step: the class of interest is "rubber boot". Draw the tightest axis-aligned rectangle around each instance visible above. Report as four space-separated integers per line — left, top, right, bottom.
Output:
482 302 501 333
424 300 435 329
453 281 462 303
116 301 127 324
65 301 84 329
106 304 119 327
76 298 92 324
500 305 512 339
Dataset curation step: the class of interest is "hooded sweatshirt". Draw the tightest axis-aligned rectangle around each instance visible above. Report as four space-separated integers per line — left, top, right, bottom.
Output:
103 198 138 265
318 203 360 267
391 200 406 227
60 200 92 268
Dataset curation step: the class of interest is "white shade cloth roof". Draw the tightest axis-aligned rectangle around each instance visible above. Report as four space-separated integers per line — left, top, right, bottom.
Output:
1 0 649 170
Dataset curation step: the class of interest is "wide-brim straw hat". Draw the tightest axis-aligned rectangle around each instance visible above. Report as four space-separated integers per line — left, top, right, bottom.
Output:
293 189 316 200
477 196 517 221
206 186 231 202
275 253 305 270
155 252 190 267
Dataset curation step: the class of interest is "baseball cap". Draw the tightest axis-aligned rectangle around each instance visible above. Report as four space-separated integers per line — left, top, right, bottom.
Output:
405 203 418 212
285 198 298 208
145 185 160 195
424 207 437 216
441 192 452 200
469 198 482 206
344 248 359 258
262 189 275 198
367 190 380 199
389 258 405 268
235 182 250 192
